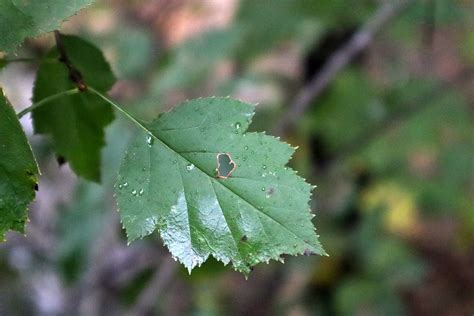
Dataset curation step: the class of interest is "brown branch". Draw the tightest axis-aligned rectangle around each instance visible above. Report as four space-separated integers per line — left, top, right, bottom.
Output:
54 30 87 91
275 0 412 135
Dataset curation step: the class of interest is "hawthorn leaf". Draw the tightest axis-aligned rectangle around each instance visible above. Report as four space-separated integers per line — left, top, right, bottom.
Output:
0 89 39 241
0 0 94 53
116 97 326 275
32 35 116 182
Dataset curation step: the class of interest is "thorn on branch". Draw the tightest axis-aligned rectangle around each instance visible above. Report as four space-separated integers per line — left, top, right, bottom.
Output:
54 30 87 91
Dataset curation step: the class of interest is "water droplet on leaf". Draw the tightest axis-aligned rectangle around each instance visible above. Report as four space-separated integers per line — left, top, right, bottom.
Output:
145 134 154 147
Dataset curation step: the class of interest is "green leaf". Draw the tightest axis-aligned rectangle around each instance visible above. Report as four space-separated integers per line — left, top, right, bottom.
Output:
0 0 94 53
32 35 116 182
0 89 39 240
116 97 325 275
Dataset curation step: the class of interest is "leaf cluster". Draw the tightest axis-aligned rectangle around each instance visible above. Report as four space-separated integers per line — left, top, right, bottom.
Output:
0 4 325 275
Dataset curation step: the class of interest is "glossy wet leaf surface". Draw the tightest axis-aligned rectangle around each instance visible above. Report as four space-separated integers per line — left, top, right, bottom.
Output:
32 35 115 182
0 89 39 240
116 97 325 275
0 0 94 53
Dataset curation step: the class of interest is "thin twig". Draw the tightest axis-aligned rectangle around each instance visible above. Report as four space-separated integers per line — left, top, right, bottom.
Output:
54 30 87 91
275 0 412 135
15 31 89 118
126 257 178 316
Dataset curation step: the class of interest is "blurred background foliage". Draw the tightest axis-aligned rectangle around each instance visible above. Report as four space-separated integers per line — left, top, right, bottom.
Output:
0 0 473 315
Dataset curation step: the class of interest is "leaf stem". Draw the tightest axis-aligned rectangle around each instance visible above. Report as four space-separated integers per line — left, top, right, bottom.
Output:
17 88 79 118
54 30 87 91
87 87 150 132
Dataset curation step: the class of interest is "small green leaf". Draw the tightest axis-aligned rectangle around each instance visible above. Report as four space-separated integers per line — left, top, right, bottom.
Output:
32 35 116 182
116 97 325 275
0 0 94 53
0 89 39 240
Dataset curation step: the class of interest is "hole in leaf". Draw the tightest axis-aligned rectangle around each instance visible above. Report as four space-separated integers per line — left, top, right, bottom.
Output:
216 153 237 179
